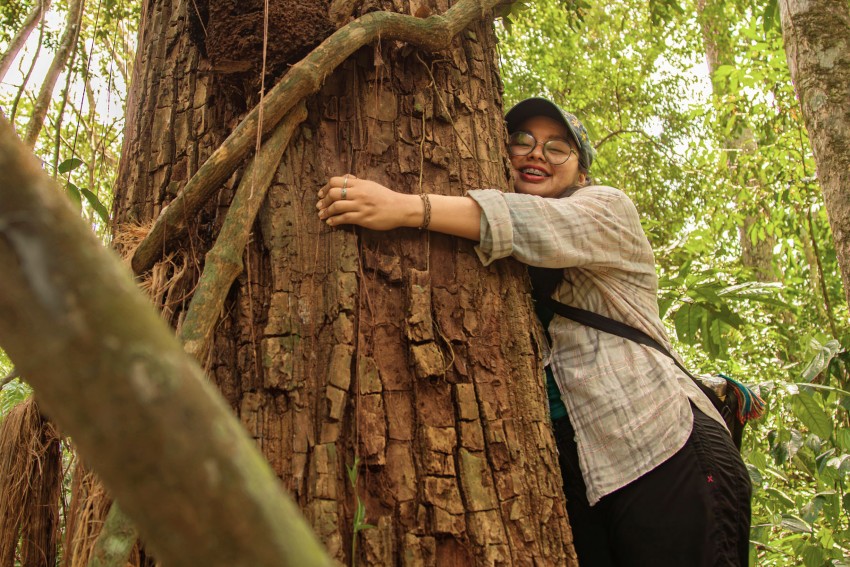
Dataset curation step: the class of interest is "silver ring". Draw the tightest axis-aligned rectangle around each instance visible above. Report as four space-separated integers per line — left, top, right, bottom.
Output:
341 187 347 200
342 174 349 189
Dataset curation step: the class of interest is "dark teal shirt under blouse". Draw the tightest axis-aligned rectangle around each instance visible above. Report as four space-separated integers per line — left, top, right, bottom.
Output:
534 299 568 421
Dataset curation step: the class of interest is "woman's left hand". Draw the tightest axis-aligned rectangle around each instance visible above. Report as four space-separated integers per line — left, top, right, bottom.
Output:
317 174 420 231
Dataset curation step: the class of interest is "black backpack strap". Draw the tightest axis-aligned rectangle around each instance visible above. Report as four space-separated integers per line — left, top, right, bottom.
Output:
536 295 734 425
538 296 673 360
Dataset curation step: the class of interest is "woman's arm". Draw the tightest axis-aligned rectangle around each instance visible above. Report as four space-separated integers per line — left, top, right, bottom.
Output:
316 175 482 241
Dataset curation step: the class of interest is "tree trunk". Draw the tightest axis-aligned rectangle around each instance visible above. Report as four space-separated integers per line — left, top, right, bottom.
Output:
0 116 335 567
111 1 574 565
698 0 777 281
779 0 850 307
22 0 85 148
0 0 52 85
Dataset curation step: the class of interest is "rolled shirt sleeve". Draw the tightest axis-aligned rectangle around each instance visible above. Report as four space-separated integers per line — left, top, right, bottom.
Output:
467 186 651 274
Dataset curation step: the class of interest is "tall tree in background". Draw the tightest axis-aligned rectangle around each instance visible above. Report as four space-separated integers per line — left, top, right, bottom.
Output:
87 0 575 564
779 0 850 307
0 0 51 84
697 0 777 281
22 0 84 147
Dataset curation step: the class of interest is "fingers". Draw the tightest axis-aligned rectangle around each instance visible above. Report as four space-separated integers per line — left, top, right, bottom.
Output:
318 174 358 209
318 174 357 199
317 198 358 223
318 174 369 227
316 186 347 210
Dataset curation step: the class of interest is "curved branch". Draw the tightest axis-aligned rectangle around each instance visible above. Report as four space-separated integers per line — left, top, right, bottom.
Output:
130 0 507 275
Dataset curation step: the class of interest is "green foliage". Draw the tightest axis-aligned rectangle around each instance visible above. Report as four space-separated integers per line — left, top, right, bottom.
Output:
0 0 35 44
500 0 849 563
2 0 848 564
0 350 31 419
1 0 136 242
346 456 375 566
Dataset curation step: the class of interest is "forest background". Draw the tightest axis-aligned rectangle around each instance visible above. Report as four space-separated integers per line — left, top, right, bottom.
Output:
0 0 848 565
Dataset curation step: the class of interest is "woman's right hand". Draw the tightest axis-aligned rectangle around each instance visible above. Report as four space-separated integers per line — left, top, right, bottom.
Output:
317 174 421 231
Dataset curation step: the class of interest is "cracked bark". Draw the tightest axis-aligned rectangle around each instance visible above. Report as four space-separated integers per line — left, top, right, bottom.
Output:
106 1 576 565
779 0 850 308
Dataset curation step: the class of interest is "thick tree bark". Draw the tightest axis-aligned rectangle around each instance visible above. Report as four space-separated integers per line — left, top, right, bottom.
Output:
112 1 575 565
22 0 84 148
0 0 52 84
0 117 334 567
779 0 850 307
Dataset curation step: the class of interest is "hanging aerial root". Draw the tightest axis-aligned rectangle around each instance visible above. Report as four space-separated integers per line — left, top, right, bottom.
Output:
115 221 190 322
0 398 61 567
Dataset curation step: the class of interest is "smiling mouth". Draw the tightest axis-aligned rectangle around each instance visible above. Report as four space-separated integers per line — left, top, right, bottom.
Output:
519 167 550 179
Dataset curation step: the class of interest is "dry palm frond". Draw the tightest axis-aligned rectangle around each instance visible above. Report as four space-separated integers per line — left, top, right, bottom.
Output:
62 462 110 567
0 398 61 567
112 221 154 263
61 462 145 567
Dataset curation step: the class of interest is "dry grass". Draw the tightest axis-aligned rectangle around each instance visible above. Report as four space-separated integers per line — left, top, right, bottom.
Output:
61 461 146 567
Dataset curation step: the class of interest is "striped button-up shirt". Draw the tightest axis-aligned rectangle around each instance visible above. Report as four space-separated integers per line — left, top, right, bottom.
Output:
467 185 725 505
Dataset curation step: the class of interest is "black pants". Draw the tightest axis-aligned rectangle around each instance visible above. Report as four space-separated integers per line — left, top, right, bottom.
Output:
554 404 752 567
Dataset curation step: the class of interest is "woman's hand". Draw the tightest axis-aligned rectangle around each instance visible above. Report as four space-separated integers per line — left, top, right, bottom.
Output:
317 175 421 231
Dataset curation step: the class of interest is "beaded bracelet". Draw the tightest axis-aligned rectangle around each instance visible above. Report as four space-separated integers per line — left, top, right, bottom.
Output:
419 193 432 230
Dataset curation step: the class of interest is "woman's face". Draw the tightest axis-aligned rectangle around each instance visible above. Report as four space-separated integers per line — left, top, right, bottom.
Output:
509 115 586 199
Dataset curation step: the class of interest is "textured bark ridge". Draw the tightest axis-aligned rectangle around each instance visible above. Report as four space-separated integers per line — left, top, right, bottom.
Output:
779 0 850 307
189 0 335 78
112 1 575 565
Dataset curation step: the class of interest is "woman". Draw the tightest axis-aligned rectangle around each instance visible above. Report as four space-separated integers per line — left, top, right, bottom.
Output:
317 97 751 566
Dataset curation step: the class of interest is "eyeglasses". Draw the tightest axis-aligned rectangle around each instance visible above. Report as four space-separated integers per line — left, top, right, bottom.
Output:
508 131 575 165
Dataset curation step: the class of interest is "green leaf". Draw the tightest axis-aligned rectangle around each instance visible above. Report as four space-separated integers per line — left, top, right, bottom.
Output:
58 157 84 174
346 456 359 488
658 296 675 319
764 487 795 508
800 495 825 523
801 339 842 382
746 463 763 485
66 182 82 211
801 543 825 567
763 0 779 34
673 303 699 345
792 393 833 439
80 188 110 223
714 64 736 78
836 429 850 452
780 514 812 534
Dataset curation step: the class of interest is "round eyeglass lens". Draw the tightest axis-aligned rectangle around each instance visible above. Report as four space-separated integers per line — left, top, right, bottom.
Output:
508 131 574 165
